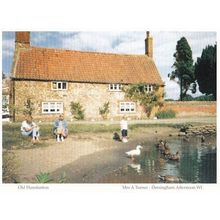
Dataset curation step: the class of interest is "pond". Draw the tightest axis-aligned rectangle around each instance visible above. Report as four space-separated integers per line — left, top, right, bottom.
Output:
100 135 216 183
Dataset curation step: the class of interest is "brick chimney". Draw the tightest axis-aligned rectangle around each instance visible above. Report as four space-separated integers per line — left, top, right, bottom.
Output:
145 31 153 58
15 32 30 48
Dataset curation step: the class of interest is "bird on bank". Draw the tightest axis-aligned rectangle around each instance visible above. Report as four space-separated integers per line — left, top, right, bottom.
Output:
158 175 182 183
125 145 143 160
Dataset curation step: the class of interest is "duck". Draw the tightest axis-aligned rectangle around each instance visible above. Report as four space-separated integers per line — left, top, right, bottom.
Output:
168 151 180 161
125 145 143 159
156 140 165 152
158 175 182 183
163 143 171 155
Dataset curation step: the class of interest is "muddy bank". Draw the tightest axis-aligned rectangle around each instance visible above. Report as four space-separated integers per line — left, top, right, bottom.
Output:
7 126 177 183
50 127 178 183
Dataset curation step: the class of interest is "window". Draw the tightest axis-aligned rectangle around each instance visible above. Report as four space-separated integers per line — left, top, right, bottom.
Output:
144 84 154 92
109 84 122 91
120 102 136 113
42 102 63 114
52 81 68 90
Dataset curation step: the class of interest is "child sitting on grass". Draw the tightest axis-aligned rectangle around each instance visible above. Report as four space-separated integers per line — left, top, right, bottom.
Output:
53 114 68 142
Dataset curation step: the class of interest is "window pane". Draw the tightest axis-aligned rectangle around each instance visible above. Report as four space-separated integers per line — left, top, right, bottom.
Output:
58 83 62 89
62 82 67 90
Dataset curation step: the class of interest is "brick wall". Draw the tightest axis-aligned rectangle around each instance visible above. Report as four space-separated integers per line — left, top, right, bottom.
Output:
162 101 216 117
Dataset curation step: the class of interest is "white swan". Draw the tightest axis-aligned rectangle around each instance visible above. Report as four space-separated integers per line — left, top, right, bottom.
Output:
126 145 143 158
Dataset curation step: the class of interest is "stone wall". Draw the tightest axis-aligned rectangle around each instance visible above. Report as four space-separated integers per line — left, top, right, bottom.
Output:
162 101 216 117
12 80 164 121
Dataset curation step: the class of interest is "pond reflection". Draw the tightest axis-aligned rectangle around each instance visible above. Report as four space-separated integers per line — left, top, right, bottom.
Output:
111 135 216 183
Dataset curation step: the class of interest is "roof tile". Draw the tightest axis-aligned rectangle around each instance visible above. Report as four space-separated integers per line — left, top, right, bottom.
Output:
14 47 164 85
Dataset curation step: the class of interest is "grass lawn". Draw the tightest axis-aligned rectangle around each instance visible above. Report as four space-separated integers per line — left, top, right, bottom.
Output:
2 121 197 150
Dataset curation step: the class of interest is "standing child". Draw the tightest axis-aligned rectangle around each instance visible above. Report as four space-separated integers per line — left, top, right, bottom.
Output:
120 115 128 143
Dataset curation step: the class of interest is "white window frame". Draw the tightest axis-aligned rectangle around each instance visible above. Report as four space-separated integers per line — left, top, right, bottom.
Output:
51 81 68 90
119 102 136 113
42 102 64 114
144 84 154 92
109 84 122 91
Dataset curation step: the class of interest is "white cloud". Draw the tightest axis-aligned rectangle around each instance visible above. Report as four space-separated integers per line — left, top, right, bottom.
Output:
2 38 14 57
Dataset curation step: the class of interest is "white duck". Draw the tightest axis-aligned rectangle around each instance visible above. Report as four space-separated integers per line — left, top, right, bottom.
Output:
125 145 143 159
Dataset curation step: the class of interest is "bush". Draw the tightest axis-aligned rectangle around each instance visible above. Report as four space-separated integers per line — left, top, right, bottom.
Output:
155 109 176 119
99 102 110 119
181 94 215 101
70 102 85 120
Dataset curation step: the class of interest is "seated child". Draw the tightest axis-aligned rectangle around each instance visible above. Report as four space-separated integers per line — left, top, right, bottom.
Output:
54 114 68 142
21 114 40 143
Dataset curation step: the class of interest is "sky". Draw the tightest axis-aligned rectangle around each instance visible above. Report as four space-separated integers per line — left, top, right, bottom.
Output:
2 31 216 100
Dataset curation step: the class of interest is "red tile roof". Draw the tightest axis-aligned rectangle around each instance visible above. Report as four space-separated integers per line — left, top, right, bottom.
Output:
14 47 164 85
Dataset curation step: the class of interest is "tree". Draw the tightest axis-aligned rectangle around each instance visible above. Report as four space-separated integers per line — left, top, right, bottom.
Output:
168 37 196 100
194 44 216 100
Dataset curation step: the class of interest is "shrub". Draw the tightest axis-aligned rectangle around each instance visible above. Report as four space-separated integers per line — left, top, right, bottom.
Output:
70 102 85 120
99 102 110 119
23 98 35 115
155 109 176 119
36 172 53 183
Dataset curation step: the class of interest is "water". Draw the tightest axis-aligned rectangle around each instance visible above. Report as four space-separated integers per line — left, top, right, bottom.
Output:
102 135 216 183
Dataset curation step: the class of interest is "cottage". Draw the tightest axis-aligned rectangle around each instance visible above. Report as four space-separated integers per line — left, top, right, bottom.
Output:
10 31 164 121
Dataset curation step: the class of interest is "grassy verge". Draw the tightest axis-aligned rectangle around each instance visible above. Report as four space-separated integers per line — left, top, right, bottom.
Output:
2 121 203 150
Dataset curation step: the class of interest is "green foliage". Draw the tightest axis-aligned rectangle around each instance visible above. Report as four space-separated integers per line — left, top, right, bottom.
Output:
36 172 53 183
182 94 215 101
70 102 85 120
123 83 163 117
195 44 216 100
23 98 35 115
155 109 176 119
2 96 9 111
99 102 110 119
168 37 196 100
194 95 215 101
181 94 194 101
